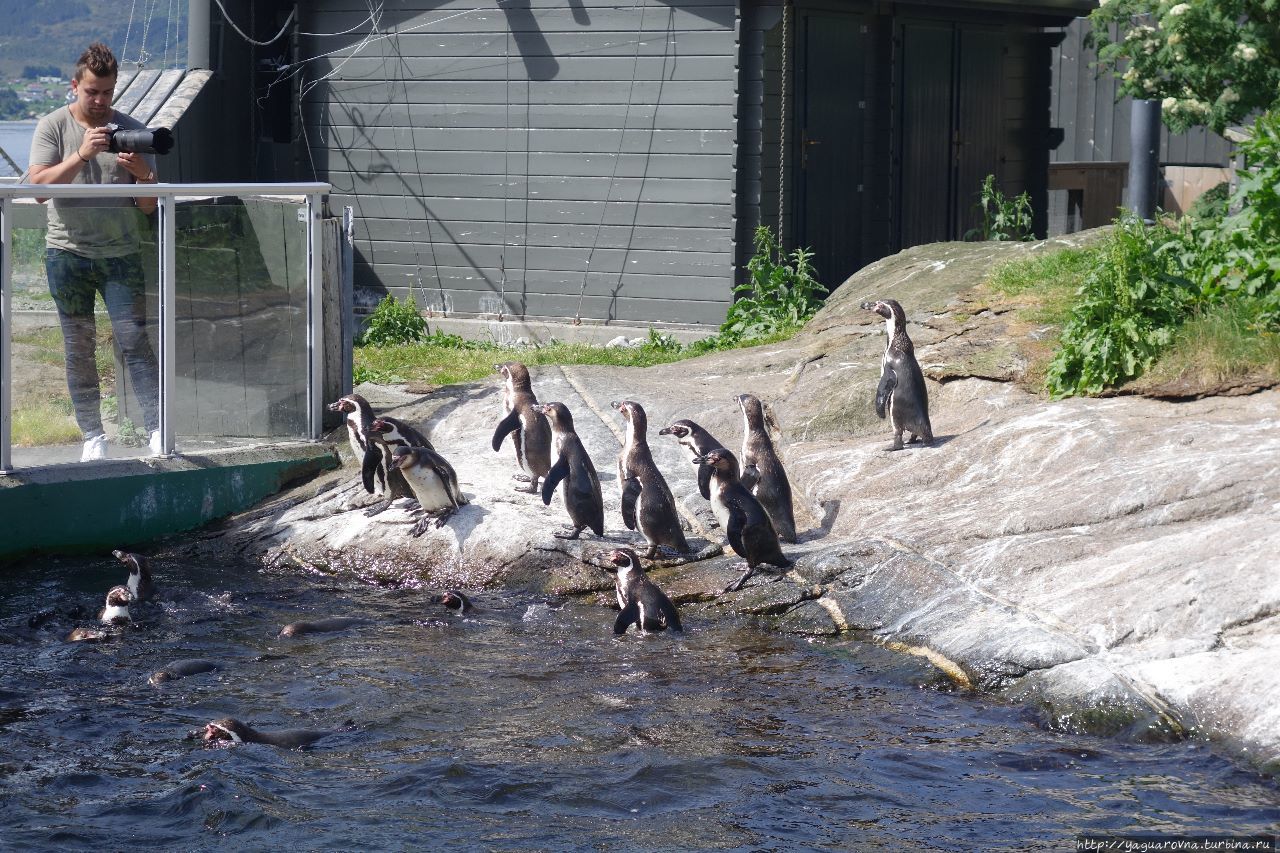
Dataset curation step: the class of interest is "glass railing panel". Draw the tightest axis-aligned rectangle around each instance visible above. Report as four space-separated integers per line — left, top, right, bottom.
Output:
8 198 162 467
167 196 309 451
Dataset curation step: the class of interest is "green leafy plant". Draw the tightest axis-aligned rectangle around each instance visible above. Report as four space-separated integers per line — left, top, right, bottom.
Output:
1045 214 1196 396
715 226 825 346
359 294 428 346
965 175 1035 242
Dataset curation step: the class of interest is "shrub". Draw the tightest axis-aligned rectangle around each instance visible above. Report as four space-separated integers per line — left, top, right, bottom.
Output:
717 226 826 346
965 175 1035 242
359 294 428 346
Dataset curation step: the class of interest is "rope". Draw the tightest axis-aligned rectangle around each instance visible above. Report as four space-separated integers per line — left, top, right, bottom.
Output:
778 0 790 247
137 0 157 66
573 0 647 326
497 8 513 322
211 0 297 46
121 0 138 66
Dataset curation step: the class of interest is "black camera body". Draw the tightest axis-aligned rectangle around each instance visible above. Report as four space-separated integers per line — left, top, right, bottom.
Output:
105 123 174 156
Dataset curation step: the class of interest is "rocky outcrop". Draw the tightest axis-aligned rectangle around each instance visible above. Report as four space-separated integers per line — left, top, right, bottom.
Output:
191 234 1280 770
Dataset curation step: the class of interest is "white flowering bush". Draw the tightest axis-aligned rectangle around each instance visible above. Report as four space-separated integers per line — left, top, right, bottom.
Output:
1090 0 1280 134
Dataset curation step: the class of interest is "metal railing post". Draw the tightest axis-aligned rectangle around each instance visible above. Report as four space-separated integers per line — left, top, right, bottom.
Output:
0 197 11 474
158 193 176 456
307 192 324 440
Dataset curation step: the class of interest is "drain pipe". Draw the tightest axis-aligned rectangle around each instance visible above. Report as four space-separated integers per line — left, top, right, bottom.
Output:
188 0 210 69
1129 99 1162 224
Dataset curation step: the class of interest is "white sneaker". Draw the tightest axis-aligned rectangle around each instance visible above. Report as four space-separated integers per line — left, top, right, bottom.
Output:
81 434 108 461
148 430 165 456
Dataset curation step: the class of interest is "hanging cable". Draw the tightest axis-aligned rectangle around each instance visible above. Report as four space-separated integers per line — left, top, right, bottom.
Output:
121 0 138 67
496 15 513 322
137 0 158 66
573 0 648 326
778 0 790 247
210 0 297 46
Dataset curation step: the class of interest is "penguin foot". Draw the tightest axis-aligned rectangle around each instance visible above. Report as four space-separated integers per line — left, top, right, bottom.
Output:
511 473 533 482
410 517 432 537
513 483 539 494
363 498 393 517
722 564 757 594
553 526 585 540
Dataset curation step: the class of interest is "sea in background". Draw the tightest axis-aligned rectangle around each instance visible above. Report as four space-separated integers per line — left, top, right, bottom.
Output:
0 120 37 174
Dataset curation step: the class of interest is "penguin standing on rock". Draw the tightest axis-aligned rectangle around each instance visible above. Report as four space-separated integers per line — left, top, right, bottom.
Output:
657 417 726 495
363 417 432 516
491 362 553 494
612 400 689 558
694 447 791 593
328 394 386 493
536 402 605 540
601 548 682 634
113 549 155 602
390 446 469 535
735 394 797 543
860 298 933 451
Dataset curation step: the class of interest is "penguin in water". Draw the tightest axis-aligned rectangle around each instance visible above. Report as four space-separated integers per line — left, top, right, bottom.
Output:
278 617 369 638
734 394 797 543
612 400 689 558
430 590 473 613
601 547 682 635
390 446 469 535
66 586 132 642
113 549 155 602
694 447 791 593
860 298 933 451
536 402 605 540
491 362 553 494
202 717 330 749
362 417 432 516
328 394 386 495
150 659 220 685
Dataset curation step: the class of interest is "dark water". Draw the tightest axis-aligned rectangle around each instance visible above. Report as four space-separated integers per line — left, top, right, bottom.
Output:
1 555 1276 851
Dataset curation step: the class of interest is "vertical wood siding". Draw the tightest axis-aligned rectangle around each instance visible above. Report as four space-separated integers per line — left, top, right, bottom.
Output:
299 0 740 328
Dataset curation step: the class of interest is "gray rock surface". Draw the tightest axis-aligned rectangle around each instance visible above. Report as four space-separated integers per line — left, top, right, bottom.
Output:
195 234 1280 770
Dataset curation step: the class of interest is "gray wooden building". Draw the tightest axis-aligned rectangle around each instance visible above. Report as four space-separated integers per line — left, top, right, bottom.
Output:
224 0 1096 330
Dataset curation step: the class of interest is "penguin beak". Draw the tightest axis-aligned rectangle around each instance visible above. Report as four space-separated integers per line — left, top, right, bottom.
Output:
657 426 672 435
610 401 621 410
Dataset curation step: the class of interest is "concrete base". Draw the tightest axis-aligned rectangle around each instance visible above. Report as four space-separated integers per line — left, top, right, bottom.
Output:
357 312 719 347
0 442 338 561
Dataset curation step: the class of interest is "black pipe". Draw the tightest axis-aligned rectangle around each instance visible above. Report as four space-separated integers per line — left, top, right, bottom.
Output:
1129 99 1163 223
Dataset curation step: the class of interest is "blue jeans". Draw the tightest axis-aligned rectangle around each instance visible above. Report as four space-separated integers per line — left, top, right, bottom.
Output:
46 248 159 439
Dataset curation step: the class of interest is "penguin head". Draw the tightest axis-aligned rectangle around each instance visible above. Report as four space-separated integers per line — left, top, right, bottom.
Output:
495 361 532 390
657 420 691 439
533 402 573 431
327 394 366 415
389 446 418 470
112 549 148 575
602 548 642 575
204 718 247 744
694 447 739 477
611 400 647 432
735 393 764 422
101 585 132 624
430 590 472 612
369 418 392 437
860 299 907 332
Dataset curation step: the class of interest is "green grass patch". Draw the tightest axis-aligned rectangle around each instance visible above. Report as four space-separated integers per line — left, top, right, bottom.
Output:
1142 301 1280 388
11 393 79 447
986 246 1094 327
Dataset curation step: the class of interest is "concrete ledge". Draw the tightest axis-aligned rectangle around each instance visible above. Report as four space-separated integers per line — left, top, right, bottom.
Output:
0 442 338 561
357 312 719 347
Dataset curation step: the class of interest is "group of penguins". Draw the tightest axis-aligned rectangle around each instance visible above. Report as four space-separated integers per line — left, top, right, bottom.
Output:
50 297 931 748
328 296 934 637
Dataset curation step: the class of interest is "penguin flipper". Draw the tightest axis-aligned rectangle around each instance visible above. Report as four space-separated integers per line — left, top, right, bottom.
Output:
740 463 761 493
613 602 640 635
542 457 570 505
659 599 683 632
724 505 749 560
360 443 383 494
492 410 522 452
875 368 897 419
620 477 641 531
697 462 713 501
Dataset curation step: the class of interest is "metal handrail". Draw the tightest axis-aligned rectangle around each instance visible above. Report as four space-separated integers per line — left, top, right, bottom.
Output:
0 181 331 473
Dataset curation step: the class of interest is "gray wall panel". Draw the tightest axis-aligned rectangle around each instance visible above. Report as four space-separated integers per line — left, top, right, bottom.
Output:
308 79 736 105
318 126 735 155
309 54 736 80
314 149 730 180
359 242 731 275
333 194 733 227
310 101 736 130
353 219 730 252
327 174 732 203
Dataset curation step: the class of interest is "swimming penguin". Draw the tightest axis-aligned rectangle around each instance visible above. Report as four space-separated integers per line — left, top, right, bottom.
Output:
203 717 330 749
113 549 155 602
361 416 431 516
491 362 554 494
611 400 689 558
536 401 605 540
390 445 469 535
693 447 791 593
601 547 683 634
278 617 368 638
430 591 473 613
328 394 386 493
860 298 933 451
734 394 797 543
150 659 220 685
67 586 132 641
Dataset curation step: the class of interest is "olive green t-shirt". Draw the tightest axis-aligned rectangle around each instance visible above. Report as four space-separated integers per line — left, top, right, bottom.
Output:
29 106 158 258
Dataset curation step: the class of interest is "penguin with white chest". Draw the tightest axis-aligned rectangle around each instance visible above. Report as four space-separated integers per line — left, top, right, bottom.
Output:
611 400 689 558
390 445 469 535
657 417 726 496
860 298 933 451
735 394 797 543
362 416 432 516
694 447 791 593
113 549 155 602
66 586 132 642
491 362 553 494
328 394 386 495
536 402 605 540
601 547 682 634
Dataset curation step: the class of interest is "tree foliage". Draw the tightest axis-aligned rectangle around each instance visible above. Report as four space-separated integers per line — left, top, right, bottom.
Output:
1089 0 1280 133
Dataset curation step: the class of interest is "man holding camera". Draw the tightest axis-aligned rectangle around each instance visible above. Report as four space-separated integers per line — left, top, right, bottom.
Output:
28 41 162 460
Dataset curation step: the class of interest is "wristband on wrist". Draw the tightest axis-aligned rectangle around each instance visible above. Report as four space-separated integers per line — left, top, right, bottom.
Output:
77 151 90 163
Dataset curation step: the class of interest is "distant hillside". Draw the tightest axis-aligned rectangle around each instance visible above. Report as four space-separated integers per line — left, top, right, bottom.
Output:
0 0 186 79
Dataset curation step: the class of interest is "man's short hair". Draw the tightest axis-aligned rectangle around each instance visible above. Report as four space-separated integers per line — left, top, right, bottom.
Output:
74 42 118 81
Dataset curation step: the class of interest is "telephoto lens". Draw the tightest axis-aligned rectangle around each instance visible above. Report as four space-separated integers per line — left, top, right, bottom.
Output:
104 124 175 155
